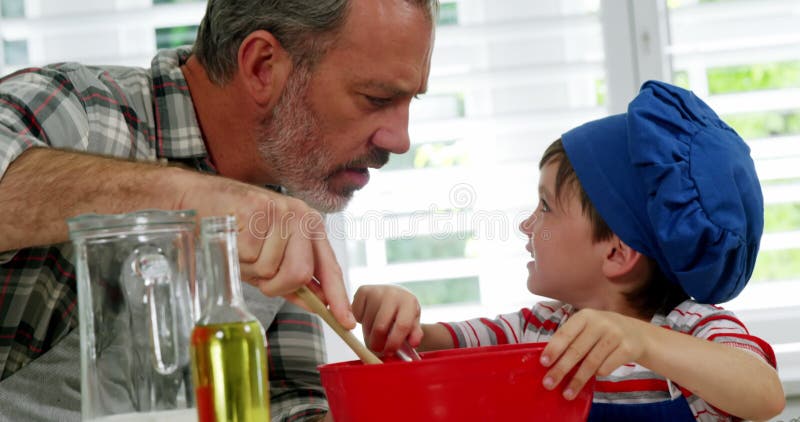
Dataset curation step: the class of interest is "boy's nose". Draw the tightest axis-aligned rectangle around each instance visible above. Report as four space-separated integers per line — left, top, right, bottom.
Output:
519 214 536 234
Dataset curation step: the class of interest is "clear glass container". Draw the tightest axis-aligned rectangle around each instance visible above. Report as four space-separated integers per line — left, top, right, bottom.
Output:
68 210 198 421
191 215 269 422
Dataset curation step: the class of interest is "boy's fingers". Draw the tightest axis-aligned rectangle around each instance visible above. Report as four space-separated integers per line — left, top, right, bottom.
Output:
384 303 419 352
409 325 424 348
543 322 599 390
562 338 619 400
368 302 398 352
351 286 370 322
541 314 588 368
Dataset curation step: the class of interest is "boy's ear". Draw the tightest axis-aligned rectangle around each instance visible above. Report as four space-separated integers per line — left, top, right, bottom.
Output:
237 30 292 107
601 235 646 281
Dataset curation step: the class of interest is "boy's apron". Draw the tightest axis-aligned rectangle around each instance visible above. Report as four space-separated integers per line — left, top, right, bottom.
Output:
588 395 697 422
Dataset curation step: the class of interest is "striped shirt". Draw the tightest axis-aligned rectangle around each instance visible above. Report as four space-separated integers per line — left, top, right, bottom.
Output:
0 47 327 421
442 300 776 422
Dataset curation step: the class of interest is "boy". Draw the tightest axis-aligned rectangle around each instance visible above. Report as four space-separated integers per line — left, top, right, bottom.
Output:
352 81 785 421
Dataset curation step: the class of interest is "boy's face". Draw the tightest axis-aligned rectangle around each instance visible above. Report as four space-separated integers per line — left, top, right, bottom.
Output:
519 159 607 305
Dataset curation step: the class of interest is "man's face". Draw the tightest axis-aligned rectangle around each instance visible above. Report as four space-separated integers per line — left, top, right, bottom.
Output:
257 0 434 213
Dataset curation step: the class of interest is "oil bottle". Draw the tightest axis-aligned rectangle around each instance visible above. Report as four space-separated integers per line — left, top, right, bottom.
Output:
191 215 269 422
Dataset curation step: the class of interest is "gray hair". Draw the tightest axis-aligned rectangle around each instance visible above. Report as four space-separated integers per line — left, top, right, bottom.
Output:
194 0 439 85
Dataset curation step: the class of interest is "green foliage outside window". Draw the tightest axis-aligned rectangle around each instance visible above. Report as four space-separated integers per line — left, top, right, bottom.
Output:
438 2 459 26
386 232 474 264
672 70 690 89
384 139 469 171
764 203 800 233
155 25 199 50
0 0 24 18
595 79 607 106
751 249 800 282
721 110 800 140
707 61 800 95
399 276 480 306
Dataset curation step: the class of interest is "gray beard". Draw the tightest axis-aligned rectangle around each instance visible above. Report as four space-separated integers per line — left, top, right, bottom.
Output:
255 72 351 213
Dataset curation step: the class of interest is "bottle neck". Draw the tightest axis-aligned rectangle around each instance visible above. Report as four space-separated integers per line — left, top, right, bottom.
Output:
200 216 247 313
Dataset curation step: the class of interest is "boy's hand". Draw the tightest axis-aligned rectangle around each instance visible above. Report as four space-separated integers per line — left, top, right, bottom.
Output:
352 285 423 356
540 309 649 400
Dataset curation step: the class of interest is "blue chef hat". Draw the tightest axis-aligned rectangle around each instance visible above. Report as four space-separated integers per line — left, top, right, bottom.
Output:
561 80 763 304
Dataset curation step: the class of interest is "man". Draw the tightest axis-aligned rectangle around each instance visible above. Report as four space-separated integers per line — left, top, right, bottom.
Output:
0 0 437 420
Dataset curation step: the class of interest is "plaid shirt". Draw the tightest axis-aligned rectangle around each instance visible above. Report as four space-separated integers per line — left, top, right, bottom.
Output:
0 47 327 421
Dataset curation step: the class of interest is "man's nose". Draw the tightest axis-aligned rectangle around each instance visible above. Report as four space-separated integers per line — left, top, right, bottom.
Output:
371 106 411 154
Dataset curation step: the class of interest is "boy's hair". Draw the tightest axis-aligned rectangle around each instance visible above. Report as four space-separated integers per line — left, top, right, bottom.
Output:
539 139 688 315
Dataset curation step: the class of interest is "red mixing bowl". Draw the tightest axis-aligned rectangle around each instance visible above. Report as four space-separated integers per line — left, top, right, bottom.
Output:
319 342 594 421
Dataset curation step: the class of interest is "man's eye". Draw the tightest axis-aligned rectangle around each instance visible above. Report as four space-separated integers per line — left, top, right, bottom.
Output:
365 95 392 107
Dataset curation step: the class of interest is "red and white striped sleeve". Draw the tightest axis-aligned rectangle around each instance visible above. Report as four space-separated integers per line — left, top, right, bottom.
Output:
669 301 776 368
439 301 571 348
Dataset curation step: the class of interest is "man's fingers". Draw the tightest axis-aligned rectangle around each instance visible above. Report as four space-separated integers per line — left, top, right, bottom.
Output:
238 199 290 284
311 233 354 329
237 196 287 264
255 231 313 297
239 228 289 286
283 292 313 314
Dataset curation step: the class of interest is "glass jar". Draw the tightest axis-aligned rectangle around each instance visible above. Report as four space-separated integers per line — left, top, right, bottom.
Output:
68 210 197 421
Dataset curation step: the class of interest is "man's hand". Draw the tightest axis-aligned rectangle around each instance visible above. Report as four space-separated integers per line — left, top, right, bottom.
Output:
175 169 355 329
352 285 423 355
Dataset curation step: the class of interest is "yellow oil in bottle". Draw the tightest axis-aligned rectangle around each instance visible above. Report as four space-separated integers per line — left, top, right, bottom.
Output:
191 320 269 422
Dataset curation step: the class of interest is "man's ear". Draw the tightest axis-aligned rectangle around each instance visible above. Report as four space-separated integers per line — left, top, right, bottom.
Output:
601 235 646 281
237 30 291 106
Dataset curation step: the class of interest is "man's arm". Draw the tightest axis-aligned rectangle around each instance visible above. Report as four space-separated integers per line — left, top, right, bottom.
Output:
0 147 355 328
0 147 180 251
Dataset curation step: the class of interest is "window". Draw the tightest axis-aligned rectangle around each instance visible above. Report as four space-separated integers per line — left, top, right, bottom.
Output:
0 0 24 18
0 0 205 75
660 1 800 400
662 0 800 323
2 39 27 65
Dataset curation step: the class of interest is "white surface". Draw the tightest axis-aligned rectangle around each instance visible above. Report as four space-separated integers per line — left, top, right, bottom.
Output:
90 409 197 422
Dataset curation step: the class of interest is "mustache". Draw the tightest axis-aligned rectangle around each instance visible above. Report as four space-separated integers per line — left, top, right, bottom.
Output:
339 148 391 170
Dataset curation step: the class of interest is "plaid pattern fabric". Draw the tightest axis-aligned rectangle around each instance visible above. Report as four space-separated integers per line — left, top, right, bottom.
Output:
443 300 776 422
0 48 327 421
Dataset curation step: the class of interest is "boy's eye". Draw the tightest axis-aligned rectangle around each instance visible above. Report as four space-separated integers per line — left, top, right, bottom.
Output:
540 199 551 212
